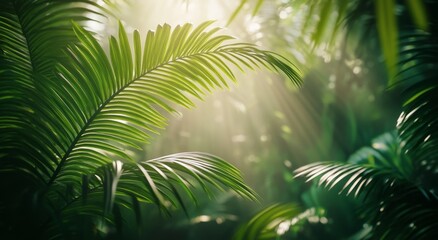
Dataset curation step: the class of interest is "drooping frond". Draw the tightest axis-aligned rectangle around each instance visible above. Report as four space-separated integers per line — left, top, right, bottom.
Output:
47 152 256 238
130 152 256 204
102 152 256 209
37 21 300 190
233 203 301 240
294 162 383 197
295 132 413 197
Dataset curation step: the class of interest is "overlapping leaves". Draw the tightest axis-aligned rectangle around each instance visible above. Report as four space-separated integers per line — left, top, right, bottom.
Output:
0 1 105 237
1 2 302 235
0 0 104 183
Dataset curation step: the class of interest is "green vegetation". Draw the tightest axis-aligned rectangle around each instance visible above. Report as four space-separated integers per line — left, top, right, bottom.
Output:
1 0 437 239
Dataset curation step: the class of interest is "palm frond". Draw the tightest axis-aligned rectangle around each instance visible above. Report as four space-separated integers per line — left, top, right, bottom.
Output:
38 20 300 190
42 20 298 237
233 203 301 240
294 131 416 197
115 152 256 210
295 132 398 194
46 152 256 238
295 162 383 197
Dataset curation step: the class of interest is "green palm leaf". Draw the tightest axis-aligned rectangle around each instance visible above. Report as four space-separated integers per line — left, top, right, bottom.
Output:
294 132 414 197
39 20 299 189
46 152 256 238
295 162 381 197
233 203 301 240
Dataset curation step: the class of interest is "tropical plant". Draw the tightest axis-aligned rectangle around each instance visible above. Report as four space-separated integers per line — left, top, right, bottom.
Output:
0 0 301 239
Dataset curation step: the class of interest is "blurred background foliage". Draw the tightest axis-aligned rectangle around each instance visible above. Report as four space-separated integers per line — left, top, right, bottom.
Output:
1 0 436 239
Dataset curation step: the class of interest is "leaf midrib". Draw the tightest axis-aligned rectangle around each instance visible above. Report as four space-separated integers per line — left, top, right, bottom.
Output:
47 47 240 186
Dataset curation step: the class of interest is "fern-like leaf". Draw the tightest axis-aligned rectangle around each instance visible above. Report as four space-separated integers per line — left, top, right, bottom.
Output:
41 21 300 189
